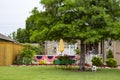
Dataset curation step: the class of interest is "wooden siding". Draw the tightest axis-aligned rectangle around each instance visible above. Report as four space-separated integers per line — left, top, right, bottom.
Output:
0 42 23 66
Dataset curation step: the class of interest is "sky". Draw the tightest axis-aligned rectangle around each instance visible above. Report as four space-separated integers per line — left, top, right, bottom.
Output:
0 0 43 35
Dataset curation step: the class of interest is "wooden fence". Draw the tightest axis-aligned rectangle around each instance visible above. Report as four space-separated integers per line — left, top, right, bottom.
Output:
0 42 23 66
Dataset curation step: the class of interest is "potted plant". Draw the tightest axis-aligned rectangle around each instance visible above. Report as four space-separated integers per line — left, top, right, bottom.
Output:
54 54 75 65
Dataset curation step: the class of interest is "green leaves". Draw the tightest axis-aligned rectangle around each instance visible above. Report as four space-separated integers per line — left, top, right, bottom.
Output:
30 28 49 42
24 0 120 44
64 0 76 6
78 27 102 43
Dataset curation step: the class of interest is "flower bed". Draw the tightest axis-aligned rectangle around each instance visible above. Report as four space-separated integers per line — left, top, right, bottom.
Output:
33 55 78 65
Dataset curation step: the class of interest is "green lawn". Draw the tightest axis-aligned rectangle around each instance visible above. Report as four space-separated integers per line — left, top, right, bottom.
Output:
0 65 120 80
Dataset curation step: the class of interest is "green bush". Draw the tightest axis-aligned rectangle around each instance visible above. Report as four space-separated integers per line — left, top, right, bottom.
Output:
24 44 44 55
20 47 35 65
107 49 114 59
30 45 44 55
14 43 45 65
106 58 117 67
92 57 103 67
14 44 36 65
20 48 35 58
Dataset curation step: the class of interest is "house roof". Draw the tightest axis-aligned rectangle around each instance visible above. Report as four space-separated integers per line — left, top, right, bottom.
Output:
0 33 15 42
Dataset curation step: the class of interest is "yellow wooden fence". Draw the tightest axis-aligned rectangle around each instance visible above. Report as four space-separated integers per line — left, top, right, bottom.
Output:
0 42 23 66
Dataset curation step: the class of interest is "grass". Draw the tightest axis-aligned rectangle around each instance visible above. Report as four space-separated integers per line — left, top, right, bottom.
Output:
0 65 120 80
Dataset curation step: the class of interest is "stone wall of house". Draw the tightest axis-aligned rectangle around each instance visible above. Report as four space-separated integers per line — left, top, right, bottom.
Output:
104 40 114 62
45 41 57 55
45 41 78 55
102 40 120 65
113 41 120 65
45 40 120 65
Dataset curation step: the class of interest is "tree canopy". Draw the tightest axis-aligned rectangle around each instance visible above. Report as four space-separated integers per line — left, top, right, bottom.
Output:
28 0 120 43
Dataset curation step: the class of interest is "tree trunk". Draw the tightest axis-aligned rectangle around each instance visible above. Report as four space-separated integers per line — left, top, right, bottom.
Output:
79 40 86 71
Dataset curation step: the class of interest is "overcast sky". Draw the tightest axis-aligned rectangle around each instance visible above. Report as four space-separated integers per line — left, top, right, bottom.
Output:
0 0 43 35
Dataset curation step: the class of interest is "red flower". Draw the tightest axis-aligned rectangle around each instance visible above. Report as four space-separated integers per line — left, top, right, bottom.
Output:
85 63 90 67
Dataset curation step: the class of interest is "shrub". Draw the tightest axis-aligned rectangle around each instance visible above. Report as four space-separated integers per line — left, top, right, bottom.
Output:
14 44 45 65
107 49 114 59
20 47 35 65
24 43 44 55
14 44 36 65
106 58 117 67
92 57 103 67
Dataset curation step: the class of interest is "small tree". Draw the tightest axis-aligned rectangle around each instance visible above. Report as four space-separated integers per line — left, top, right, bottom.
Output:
106 49 117 67
107 49 114 59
